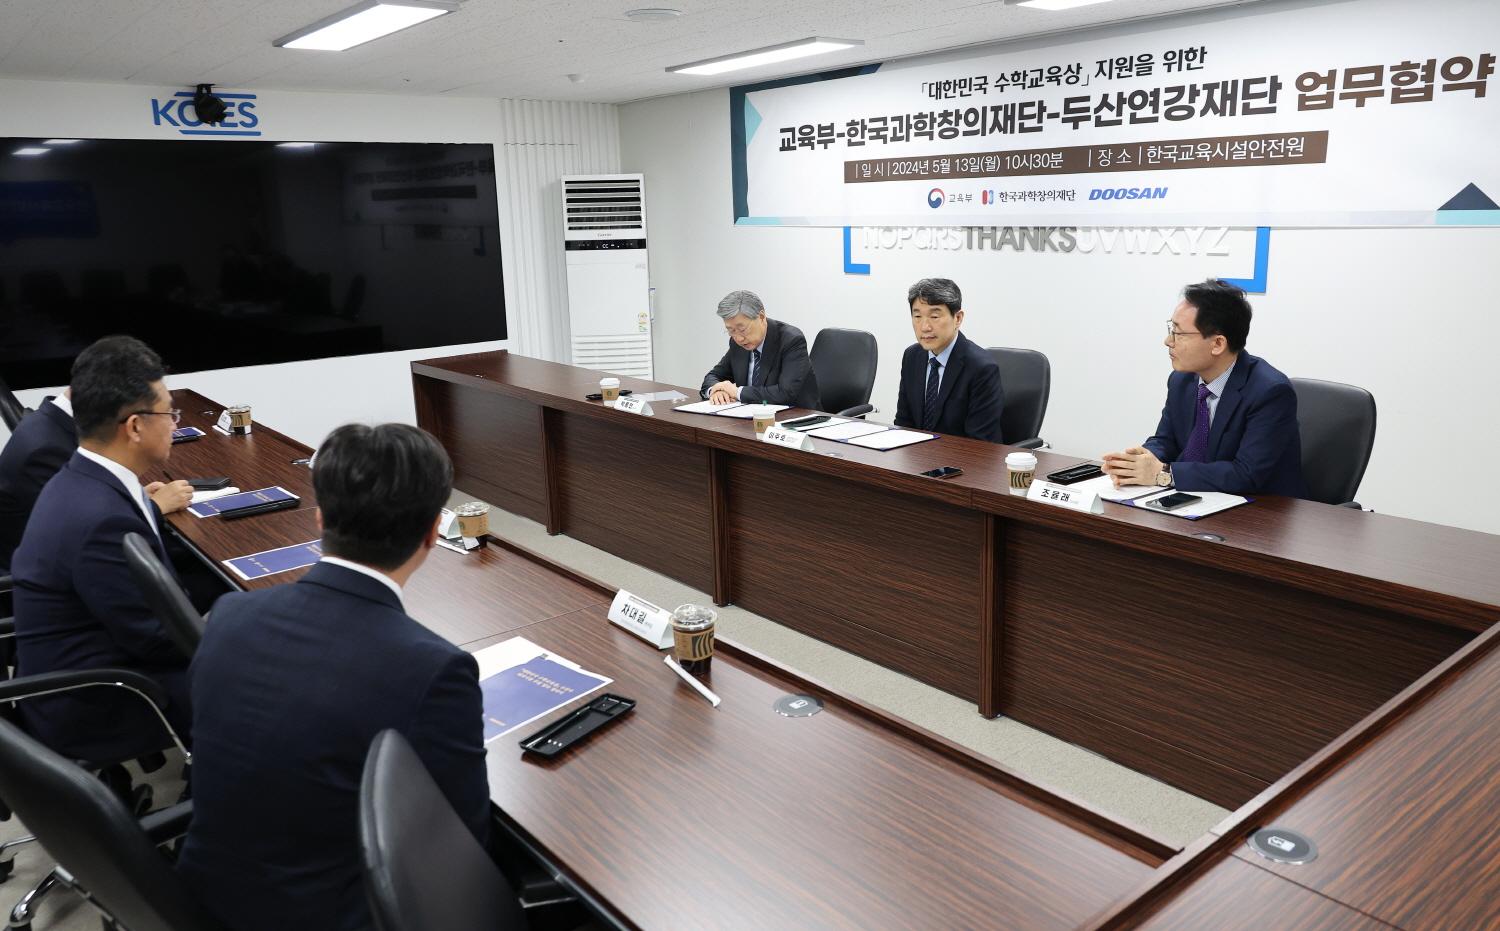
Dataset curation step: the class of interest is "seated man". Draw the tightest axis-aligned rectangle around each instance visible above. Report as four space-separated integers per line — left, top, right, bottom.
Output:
10 336 195 762
177 423 488 931
894 278 1005 442
701 289 822 409
1101 278 1308 497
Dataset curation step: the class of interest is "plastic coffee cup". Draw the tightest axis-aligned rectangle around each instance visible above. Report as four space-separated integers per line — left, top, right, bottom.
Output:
752 405 777 436
600 377 621 404
227 405 253 429
1006 452 1038 495
454 501 490 542
670 604 716 675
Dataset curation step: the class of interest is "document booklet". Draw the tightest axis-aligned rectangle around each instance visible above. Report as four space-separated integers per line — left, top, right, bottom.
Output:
1126 489 1251 520
1072 474 1160 503
473 636 612 742
188 485 298 518
675 399 744 415
846 429 939 451
713 404 790 418
804 420 888 441
223 539 323 581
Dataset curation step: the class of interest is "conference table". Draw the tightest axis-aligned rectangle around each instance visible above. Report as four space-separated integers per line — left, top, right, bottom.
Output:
410 350 1500 811
152 384 1500 929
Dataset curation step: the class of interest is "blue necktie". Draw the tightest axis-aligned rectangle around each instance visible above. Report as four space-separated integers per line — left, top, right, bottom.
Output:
749 349 763 387
1180 381 1212 463
923 357 941 429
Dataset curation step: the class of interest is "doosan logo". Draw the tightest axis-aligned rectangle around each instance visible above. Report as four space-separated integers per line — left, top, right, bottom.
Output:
927 188 945 208
150 91 261 137
1089 187 1169 200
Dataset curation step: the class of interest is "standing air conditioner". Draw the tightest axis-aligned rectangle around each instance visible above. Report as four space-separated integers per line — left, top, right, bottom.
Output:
562 174 652 378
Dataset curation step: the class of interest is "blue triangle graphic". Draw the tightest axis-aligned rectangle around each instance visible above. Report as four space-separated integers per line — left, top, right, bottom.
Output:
744 98 763 145
1439 182 1499 211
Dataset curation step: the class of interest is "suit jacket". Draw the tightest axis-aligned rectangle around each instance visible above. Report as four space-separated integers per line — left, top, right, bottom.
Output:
10 451 189 761
893 331 1006 443
177 561 490 931
700 318 822 409
1143 352 1309 497
0 398 78 573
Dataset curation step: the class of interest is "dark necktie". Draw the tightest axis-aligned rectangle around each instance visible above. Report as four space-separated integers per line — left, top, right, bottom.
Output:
1180 381 1212 463
923 357 941 429
750 349 763 387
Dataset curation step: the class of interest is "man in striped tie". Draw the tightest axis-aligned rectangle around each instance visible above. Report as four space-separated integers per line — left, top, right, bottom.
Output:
893 278 1005 443
700 290 822 409
1101 279 1308 497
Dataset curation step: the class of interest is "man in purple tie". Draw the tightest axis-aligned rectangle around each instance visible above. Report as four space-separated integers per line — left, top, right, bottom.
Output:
1101 279 1309 498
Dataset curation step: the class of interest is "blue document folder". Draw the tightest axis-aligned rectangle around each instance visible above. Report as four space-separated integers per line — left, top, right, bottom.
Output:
481 656 609 741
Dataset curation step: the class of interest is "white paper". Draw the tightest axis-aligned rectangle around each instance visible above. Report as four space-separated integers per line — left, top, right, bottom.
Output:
782 415 848 431
805 420 888 440
471 636 601 679
190 486 240 505
846 429 937 451
635 390 688 402
714 404 790 418
1132 489 1249 519
1073 474 1160 502
674 399 744 415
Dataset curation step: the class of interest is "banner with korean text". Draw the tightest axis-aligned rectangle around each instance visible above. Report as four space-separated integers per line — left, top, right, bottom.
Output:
732 0 1499 228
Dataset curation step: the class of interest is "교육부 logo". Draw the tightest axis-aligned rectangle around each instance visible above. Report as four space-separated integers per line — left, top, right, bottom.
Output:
927 188 944 208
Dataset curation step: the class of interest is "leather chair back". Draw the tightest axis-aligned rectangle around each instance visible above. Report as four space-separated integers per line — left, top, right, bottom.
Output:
360 729 527 931
124 533 205 659
810 328 878 416
1291 377 1377 506
988 347 1051 446
0 717 224 931
0 374 25 431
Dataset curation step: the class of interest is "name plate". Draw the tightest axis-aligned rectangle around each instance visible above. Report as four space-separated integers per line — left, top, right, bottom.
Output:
761 426 814 451
613 396 654 417
607 590 673 649
1026 480 1103 514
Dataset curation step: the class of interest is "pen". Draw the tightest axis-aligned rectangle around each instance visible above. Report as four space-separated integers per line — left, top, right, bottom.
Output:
664 656 721 708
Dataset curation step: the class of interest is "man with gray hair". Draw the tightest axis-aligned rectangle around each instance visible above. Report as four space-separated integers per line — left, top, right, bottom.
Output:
894 278 1005 443
700 290 822 409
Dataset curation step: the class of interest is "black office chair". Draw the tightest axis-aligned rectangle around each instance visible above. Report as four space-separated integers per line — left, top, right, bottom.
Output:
0 374 26 431
124 532 206 659
987 347 1051 449
1291 377 1377 508
809 328 878 418
0 718 217 931
360 729 529 931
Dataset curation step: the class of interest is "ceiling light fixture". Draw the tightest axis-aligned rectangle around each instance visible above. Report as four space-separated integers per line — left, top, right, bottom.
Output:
43 139 82 145
667 37 863 76
273 0 459 52
1007 0 1116 10
277 142 318 148
624 8 683 23
13 147 50 157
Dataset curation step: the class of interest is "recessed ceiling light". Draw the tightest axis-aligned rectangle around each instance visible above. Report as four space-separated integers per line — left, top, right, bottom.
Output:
1009 0 1116 10
43 139 82 145
668 37 863 76
13 147 49 157
273 0 459 52
624 8 683 23
277 142 318 148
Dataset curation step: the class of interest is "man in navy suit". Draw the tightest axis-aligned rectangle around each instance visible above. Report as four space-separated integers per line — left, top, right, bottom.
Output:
10 336 195 762
1102 279 1308 497
894 278 1005 443
701 290 822 409
177 423 488 931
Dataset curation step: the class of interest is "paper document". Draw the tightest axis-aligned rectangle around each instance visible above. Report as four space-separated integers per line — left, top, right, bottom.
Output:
190 486 241 505
188 485 298 518
847 429 938 451
1129 489 1250 520
804 420 888 441
471 637 612 741
714 404 790 418
223 539 322 581
1073 475 1159 502
675 399 744 415
634 390 688 403
783 415 848 432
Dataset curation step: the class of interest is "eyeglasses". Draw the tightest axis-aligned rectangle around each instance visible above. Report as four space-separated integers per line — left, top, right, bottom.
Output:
119 408 182 425
1165 321 1203 343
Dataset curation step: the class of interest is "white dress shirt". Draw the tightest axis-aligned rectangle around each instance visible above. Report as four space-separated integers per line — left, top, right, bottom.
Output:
75 446 159 538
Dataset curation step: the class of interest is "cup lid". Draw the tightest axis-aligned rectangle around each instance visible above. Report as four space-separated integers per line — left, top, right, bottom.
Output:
454 501 489 516
599 377 620 387
670 603 716 630
1005 452 1038 468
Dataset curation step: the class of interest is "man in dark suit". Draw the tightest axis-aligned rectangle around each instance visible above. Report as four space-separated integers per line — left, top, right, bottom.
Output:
1102 278 1308 497
701 290 822 409
893 278 1005 443
10 336 195 762
177 423 488 931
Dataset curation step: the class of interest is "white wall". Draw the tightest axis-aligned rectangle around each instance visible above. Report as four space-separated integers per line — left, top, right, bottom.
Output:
620 86 1500 536
0 77 617 447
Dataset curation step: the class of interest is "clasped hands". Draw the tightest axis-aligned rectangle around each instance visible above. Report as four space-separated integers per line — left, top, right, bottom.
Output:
145 480 194 514
1099 447 1164 488
707 381 741 405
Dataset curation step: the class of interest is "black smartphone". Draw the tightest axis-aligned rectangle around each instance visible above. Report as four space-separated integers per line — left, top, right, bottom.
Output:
782 414 833 430
187 477 232 491
1149 492 1202 511
920 466 964 479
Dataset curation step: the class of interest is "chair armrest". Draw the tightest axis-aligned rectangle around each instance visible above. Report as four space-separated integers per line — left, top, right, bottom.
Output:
138 800 193 845
1339 501 1364 510
0 575 11 591
0 668 168 708
0 616 12 639
835 404 874 419
1010 436 1045 450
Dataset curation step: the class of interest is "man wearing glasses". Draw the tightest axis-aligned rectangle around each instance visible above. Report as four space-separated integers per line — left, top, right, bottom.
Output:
700 290 822 409
10 335 198 762
1101 279 1308 497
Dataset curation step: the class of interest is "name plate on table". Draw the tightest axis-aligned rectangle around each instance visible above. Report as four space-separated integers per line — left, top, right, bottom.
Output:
1026 480 1104 514
762 426 814 451
613 396 654 417
608 590 673 649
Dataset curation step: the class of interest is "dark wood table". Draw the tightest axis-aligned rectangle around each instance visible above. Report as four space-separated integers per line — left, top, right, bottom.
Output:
411 350 1500 810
